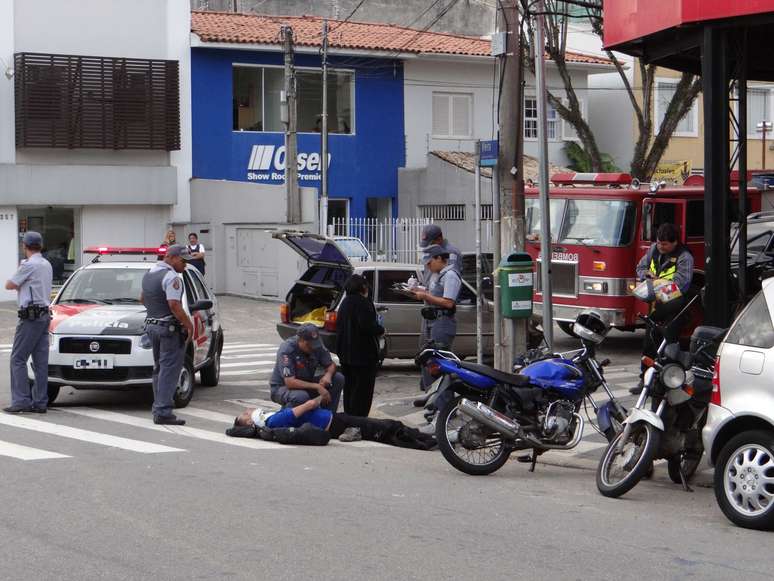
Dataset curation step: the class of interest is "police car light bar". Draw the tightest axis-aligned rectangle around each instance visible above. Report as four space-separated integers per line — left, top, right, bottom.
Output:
83 246 166 256
550 172 633 186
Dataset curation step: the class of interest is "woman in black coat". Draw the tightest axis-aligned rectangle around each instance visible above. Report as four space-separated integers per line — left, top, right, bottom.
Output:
336 274 384 416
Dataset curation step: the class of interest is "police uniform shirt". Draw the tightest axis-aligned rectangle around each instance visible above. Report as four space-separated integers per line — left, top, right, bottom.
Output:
270 336 333 387
149 261 184 303
10 253 53 307
428 264 462 304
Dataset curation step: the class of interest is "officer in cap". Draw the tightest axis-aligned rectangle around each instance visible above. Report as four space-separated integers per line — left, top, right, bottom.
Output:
269 323 344 412
419 224 461 285
414 243 461 382
4 231 53 413
141 244 194 425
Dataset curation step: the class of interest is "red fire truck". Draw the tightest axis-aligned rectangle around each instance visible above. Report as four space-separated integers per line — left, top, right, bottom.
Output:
524 172 762 336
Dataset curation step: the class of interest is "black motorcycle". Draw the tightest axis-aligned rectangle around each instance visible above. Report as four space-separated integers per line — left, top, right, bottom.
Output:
596 298 725 497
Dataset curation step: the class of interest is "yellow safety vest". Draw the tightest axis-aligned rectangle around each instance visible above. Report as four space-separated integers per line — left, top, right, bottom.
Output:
649 256 677 281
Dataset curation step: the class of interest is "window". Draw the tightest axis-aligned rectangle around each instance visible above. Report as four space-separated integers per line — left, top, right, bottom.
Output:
747 87 773 138
726 292 774 348
189 269 210 301
732 222 774 259
685 200 704 238
525 198 566 242
432 92 473 138
182 272 196 305
559 200 636 247
377 270 422 304
524 96 558 140
562 98 586 141
654 79 698 137
15 53 180 150
232 65 353 134
418 204 466 221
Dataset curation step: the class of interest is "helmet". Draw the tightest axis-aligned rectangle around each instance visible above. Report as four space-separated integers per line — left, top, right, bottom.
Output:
572 310 609 344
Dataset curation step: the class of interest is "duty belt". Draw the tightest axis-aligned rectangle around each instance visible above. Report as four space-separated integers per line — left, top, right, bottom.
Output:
145 317 176 326
18 305 50 320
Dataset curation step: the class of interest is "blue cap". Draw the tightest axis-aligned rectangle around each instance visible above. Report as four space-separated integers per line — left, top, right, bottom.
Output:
22 231 43 247
297 323 323 348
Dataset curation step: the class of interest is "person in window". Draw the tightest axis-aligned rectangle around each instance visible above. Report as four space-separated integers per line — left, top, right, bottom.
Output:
336 274 384 416
631 222 694 394
187 233 206 276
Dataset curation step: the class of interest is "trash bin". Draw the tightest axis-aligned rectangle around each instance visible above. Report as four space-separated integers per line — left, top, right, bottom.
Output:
498 252 534 319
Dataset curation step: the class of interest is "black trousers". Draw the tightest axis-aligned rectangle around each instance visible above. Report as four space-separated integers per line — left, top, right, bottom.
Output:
341 363 377 417
641 295 690 373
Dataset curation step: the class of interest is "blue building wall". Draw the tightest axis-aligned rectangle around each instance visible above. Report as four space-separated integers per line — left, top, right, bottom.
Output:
191 48 405 219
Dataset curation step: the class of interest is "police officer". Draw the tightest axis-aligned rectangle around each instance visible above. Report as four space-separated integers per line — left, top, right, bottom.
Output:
4 231 53 413
418 224 461 285
414 245 461 431
270 324 344 412
631 222 694 394
141 244 194 425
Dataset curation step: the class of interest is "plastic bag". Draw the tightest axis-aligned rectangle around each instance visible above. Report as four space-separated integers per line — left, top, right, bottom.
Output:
291 306 326 326
631 278 682 303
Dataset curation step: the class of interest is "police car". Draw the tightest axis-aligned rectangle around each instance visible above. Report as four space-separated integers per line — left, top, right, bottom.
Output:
32 247 224 407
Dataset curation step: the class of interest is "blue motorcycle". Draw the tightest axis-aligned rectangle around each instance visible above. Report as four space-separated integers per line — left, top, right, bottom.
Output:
417 311 627 476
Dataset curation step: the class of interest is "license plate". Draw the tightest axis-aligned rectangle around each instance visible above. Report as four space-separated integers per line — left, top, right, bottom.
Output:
73 356 114 369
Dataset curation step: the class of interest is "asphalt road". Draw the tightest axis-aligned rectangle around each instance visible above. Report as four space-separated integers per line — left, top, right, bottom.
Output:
0 297 770 580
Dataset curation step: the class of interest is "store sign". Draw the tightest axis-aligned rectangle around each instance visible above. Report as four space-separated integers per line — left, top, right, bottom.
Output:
653 160 691 184
246 145 332 184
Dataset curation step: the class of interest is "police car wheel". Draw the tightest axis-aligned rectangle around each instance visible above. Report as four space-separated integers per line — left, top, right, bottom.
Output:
173 357 195 408
47 384 61 405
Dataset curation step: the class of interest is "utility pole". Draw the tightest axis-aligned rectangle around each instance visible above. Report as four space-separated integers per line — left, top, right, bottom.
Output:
534 0 553 350
496 1 526 368
320 19 330 236
281 25 301 224
475 141 483 364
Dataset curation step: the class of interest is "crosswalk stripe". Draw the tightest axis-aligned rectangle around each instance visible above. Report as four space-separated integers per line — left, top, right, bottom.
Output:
222 343 278 350
0 414 184 454
221 352 276 360
220 361 274 369
0 439 71 461
62 408 290 450
220 370 270 377
177 407 240 424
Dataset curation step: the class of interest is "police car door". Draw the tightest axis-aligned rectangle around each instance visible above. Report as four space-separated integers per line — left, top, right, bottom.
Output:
182 270 211 367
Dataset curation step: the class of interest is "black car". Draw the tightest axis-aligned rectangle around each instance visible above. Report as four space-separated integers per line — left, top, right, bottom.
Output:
731 211 774 297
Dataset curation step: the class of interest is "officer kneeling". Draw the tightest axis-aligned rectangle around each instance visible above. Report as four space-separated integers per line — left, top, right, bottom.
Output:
141 244 194 425
4 231 53 414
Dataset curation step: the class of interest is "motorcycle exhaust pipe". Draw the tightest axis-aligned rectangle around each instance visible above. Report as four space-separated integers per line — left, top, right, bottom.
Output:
458 398 520 439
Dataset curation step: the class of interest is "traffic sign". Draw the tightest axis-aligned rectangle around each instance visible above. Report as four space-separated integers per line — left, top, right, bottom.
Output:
479 140 498 167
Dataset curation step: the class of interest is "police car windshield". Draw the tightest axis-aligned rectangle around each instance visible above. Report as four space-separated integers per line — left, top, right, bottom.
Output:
58 268 147 304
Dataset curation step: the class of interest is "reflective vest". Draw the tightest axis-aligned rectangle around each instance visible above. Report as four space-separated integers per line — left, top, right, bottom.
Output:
649 254 678 281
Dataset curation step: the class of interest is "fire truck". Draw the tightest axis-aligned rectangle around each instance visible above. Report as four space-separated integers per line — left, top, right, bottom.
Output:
524 172 762 336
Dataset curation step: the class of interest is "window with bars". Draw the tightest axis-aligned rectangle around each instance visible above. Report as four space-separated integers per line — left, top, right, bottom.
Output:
15 52 180 150
418 204 466 221
524 96 558 140
432 92 473 138
481 204 493 220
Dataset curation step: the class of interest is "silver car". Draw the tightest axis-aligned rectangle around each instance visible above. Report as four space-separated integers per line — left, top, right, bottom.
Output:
702 276 774 530
273 231 494 360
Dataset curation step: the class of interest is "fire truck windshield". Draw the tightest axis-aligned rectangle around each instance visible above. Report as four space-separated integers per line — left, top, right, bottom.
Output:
526 198 636 247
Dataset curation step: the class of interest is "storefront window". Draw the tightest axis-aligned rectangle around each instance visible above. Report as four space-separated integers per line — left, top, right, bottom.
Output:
18 207 78 283
232 65 354 134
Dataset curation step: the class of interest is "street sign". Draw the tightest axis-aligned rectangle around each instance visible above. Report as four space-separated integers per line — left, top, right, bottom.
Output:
479 140 498 167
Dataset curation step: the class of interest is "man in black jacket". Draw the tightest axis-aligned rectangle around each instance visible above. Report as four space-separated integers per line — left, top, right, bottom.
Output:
336 274 384 416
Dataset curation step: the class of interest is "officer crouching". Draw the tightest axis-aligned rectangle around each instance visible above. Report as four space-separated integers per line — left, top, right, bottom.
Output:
141 244 194 425
4 231 53 414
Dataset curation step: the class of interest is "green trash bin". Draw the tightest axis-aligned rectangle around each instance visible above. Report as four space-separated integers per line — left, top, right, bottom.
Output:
498 252 534 319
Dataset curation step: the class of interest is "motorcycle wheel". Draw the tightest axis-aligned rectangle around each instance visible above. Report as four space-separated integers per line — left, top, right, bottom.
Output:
597 422 661 498
436 396 511 476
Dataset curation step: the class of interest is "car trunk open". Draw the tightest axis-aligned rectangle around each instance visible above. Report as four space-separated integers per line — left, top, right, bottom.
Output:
273 231 353 326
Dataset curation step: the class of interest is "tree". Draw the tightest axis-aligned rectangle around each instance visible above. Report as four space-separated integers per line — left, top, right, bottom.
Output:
519 0 702 180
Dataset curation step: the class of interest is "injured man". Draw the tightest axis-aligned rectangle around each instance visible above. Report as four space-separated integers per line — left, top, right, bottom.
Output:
231 396 437 451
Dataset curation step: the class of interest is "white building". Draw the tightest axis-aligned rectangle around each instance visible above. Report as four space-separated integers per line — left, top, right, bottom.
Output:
0 0 192 300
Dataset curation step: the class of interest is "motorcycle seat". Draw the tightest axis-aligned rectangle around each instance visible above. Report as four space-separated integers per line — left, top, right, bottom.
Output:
457 361 531 386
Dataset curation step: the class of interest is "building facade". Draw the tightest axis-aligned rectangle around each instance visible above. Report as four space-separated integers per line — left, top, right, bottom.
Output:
0 0 192 300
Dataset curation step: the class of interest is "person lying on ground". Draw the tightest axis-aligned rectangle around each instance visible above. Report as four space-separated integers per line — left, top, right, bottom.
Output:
230 396 437 450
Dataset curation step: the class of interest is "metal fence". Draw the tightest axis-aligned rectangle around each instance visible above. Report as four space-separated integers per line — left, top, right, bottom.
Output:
327 217 432 263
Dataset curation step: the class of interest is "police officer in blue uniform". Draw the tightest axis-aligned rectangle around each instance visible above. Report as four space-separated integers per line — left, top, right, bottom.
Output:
270 324 344 412
4 231 53 413
141 244 194 425
414 244 462 431
418 224 461 285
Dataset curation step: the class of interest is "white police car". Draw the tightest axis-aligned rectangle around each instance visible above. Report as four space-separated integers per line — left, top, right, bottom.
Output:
32 247 224 407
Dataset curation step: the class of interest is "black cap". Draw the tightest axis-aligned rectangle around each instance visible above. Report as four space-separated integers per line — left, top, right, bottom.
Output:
297 323 323 349
419 224 443 249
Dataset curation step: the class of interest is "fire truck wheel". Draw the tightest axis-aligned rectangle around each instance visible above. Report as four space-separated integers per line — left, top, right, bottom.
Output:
557 321 578 338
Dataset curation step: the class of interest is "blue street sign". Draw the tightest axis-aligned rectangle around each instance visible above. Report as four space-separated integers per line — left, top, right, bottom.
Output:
479 140 498 167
